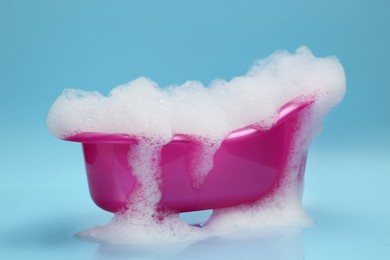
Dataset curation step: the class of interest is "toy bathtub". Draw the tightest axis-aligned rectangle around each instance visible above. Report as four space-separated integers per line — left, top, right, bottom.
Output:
65 101 312 213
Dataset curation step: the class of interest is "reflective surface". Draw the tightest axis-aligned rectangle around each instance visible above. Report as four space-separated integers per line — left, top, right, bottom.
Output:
1 136 389 259
94 227 305 260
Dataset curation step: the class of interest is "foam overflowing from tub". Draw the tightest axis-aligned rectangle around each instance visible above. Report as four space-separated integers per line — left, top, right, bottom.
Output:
47 46 345 141
48 46 346 246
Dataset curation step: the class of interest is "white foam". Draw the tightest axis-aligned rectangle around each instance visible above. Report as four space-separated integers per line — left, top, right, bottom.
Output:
48 46 346 246
47 46 345 141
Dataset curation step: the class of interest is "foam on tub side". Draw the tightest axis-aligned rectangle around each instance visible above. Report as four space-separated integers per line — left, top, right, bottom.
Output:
203 108 315 234
77 139 210 245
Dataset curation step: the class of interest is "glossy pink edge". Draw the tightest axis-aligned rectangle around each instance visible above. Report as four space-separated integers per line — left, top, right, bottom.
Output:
65 101 313 213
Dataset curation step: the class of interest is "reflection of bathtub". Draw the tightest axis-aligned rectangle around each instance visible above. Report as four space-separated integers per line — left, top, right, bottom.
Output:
65 101 312 213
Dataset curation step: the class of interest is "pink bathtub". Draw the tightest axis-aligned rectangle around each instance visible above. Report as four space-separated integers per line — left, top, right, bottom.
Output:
65 101 312 213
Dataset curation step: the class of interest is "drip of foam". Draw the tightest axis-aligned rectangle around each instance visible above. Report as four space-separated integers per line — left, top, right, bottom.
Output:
48 46 346 246
77 139 209 245
188 138 222 189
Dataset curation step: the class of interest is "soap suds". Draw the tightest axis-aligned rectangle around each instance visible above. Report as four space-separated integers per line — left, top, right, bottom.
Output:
48 46 346 246
47 46 345 141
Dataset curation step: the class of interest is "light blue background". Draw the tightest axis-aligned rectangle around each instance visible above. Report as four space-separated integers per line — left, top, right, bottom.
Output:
1 0 389 259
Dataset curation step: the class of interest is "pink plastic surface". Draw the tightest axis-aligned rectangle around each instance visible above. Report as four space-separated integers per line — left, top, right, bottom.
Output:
65 101 312 213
